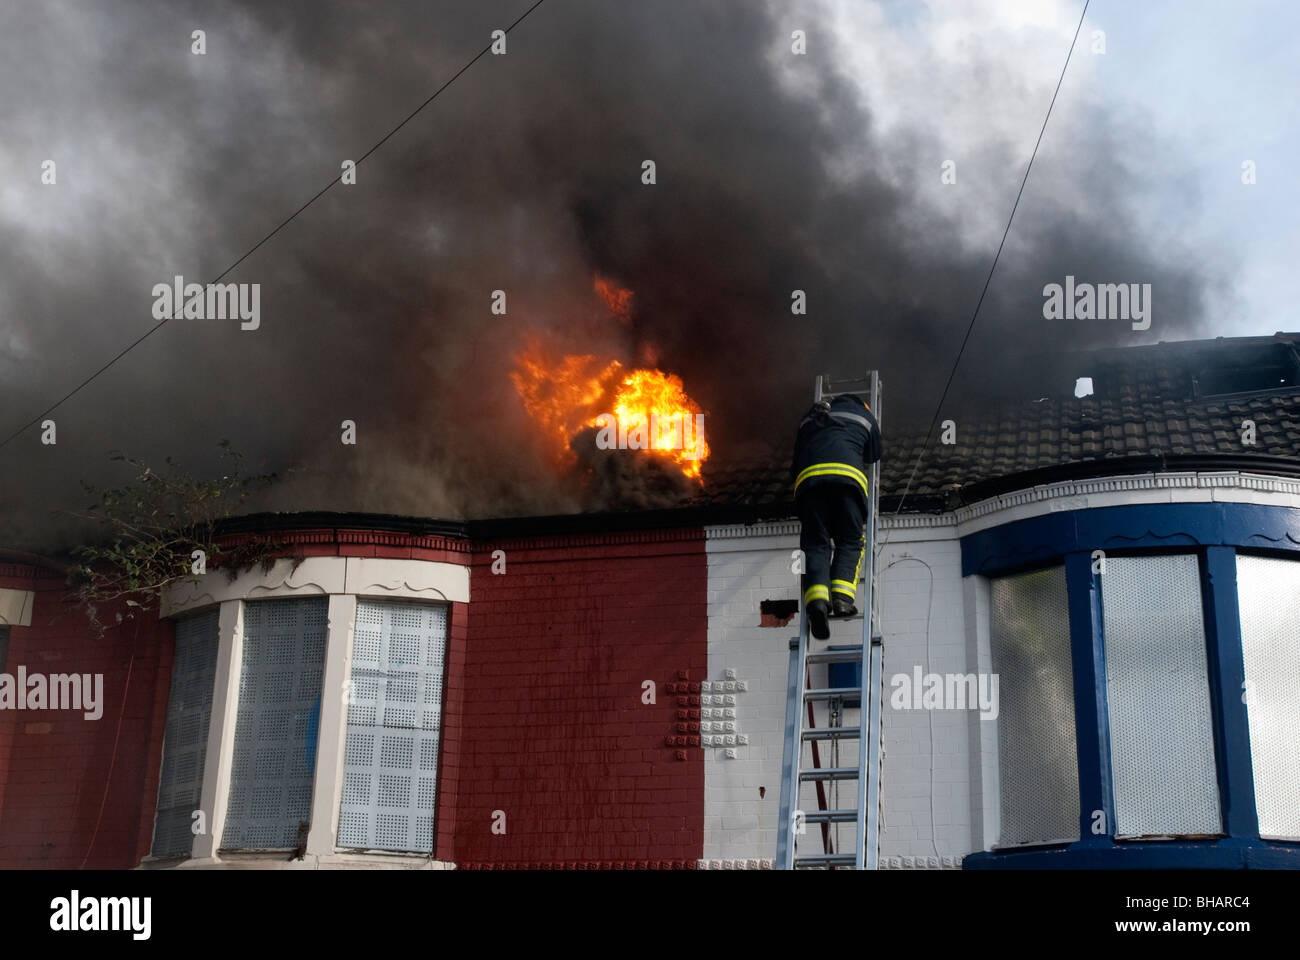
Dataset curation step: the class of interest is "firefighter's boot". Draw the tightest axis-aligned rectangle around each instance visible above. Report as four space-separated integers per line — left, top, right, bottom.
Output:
807 599 831 640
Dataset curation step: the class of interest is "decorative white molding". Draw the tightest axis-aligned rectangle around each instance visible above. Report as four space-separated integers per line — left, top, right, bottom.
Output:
141 852 455 870
308 595 356 857
0 588 34 626
705 520 801 540
881 513 956 529
707 472 1300 545
693 855 967 869
161 556 468 617
880 855 964 869
953 471 1300 537
342 557 468 603
194 599 243 860
697 858 774 870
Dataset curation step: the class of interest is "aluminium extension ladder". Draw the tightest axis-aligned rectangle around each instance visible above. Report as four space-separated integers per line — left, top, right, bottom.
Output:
776 372 884 870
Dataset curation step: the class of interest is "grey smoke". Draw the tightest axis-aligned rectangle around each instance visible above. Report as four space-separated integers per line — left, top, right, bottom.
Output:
0 0 1222 549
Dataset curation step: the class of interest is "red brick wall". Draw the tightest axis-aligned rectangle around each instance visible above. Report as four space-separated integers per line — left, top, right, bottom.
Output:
1 525 708 869
434 600 468 860
452 530 707 868
0 570 174 868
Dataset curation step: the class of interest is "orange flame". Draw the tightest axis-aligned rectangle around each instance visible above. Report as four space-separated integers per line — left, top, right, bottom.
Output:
511 345 709 482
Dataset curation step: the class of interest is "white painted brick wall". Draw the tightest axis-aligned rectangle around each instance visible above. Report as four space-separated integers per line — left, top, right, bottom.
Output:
703 520 975 867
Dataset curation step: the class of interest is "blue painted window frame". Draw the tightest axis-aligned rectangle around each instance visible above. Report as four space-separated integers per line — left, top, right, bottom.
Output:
962 502 1300 868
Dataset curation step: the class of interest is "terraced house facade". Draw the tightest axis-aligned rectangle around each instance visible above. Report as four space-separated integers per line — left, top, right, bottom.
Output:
2 333 1298 869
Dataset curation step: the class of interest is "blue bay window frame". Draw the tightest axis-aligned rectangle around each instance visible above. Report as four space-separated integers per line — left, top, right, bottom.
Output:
962 502 1300 868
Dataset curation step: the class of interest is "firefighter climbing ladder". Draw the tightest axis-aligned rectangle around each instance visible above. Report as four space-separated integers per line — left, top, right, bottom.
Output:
776 372 884 870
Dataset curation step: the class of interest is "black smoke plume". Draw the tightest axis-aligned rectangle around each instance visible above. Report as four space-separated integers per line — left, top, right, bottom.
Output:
0 1 1224 549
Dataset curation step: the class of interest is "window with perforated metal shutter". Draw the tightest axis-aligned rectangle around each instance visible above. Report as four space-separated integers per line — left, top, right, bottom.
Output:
151 609 219 858
989 565 1079 846
222 597 327 850
1100 554 1221 838
1235 553 1300 840
338 600 447 853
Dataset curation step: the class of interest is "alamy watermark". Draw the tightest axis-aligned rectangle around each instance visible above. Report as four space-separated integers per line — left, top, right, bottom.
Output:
0 667 103 720
50 891 150 940
889 666 998 719
1042 275 1151 330
593 412 705 458
152 274 260 330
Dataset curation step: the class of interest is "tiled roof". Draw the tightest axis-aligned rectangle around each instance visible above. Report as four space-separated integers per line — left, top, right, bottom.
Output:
694 333 1300 514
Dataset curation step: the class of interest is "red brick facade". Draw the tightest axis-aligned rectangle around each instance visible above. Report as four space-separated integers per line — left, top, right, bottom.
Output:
0 564 174 868
0 522 708 868
451 530 707 867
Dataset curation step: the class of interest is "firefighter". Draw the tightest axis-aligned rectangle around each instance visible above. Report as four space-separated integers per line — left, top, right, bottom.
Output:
790 393 883 640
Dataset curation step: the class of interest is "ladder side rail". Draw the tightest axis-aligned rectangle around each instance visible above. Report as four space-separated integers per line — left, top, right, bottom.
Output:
775 612 808 869
865 636 884 870
854 371 881 868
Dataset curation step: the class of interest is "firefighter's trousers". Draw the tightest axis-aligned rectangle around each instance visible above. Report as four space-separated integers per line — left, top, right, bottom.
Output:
797 483 867 608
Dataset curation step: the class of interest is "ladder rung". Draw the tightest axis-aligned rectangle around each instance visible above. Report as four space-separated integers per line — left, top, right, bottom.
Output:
799 767 859 782
794 853 857 868
806 648 863 664
801 728 859 741
829 614 864 622
803 687 861 701
803 809 858 824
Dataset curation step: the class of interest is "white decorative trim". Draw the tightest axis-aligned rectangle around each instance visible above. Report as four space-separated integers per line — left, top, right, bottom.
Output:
194 600 243 859
880 855 964 869
692 855 965 869
705 520 801 540
706 472 1300 545
697 858 774 870
141 852 455 870
965 575 998 853
342 557 468 602
952 471 1300 537
161 556 468 617
881 513 955 529
0 588 34 626
308 595 356 857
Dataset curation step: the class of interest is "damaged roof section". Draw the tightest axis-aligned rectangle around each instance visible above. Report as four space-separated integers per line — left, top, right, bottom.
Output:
694 332 1300 515
202 334 1300 535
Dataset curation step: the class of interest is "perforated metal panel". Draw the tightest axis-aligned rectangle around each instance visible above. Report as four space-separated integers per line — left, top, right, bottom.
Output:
151 609 220 857
1101 554 1221 838
989 565 1079 846
1235 554 1300 840
337 600 447 853
222 598 327 849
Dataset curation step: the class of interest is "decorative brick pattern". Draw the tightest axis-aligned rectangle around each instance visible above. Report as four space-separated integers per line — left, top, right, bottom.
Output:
697 857 773 869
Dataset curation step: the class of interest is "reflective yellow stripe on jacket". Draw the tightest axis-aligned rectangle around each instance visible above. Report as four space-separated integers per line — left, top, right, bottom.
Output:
794 462 869 500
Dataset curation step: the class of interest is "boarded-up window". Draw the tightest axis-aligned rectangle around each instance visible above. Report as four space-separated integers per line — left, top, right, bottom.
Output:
989 565 1079 846
338 600 448 853
1235 553 1300 840
222 597 326 850
152 610 219 858
1101 554 1221 838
